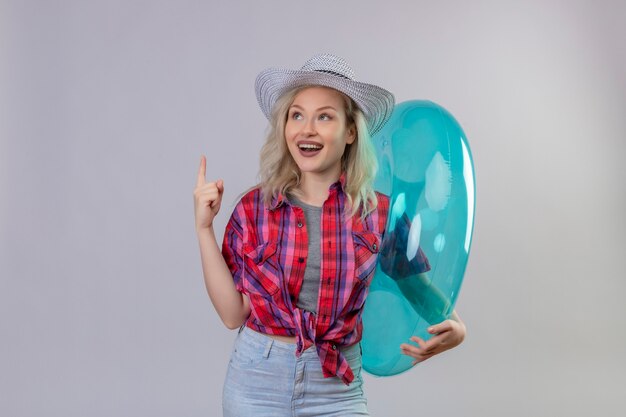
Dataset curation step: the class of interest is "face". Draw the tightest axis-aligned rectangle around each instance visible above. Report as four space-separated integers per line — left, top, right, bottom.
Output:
284 86 356 182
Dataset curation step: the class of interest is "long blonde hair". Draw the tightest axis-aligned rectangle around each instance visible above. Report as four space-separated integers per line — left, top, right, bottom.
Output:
257 86 379 219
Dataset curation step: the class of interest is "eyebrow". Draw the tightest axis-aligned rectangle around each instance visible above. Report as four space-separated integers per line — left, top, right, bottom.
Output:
289 104 338 111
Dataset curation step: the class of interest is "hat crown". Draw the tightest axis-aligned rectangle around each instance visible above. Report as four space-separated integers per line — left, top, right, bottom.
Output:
300 53 355 81
255 53 394 135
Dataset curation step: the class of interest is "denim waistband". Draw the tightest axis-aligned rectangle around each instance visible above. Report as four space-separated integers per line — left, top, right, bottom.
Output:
239 325 361 361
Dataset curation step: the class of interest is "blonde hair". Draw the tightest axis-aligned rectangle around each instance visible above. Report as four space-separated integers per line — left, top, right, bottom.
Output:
256 86 378 219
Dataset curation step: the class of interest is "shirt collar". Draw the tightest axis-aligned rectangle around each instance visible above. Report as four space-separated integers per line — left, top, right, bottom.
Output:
269 172 347 210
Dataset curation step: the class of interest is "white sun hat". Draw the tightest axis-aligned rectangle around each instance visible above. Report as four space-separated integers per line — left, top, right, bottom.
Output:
255 53 395 136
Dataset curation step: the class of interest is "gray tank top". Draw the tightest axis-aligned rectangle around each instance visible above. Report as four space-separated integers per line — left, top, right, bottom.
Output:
289 196 322 313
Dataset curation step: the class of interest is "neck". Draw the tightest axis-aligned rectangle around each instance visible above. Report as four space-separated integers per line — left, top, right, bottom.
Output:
298 171 341 207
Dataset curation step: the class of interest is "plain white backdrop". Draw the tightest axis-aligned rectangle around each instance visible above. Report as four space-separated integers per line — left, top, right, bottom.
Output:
1 1 625 416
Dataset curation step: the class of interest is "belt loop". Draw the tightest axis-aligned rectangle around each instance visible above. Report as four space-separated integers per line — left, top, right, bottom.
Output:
263 339 274 358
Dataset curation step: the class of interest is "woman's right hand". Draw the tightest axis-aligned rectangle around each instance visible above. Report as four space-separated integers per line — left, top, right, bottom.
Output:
194 155 224 231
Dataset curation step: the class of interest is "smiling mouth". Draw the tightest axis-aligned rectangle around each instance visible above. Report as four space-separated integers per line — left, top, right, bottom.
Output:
298 143 324 152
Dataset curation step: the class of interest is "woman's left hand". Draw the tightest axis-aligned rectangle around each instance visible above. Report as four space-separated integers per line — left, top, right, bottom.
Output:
400 313 466 365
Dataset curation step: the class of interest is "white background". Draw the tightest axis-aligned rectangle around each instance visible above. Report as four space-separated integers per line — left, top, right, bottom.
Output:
1 1 625 416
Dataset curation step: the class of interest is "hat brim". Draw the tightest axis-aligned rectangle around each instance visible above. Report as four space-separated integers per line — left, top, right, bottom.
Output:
255 68 394 136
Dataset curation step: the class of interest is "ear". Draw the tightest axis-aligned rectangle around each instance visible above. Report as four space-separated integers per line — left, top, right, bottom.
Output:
346 123 357 145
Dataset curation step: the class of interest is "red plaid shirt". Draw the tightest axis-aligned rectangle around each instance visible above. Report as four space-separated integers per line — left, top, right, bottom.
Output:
222 174 430 384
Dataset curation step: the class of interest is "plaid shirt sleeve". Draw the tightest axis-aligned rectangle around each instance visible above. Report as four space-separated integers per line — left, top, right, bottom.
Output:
379 212 431 280
221 200 247 293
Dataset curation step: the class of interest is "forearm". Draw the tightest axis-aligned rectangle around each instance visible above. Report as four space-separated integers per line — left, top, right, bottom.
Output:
196 227 250 329
395 273 452 325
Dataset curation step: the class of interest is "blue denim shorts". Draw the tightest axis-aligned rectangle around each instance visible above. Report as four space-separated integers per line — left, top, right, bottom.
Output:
222 326 369 417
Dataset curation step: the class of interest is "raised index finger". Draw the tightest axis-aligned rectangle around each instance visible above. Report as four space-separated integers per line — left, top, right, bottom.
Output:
196 155 206 186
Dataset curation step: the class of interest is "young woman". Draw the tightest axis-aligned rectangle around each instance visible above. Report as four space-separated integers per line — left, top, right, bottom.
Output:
194 54 466 416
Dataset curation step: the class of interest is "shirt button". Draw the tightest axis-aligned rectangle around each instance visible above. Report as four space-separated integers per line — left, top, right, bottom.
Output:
372 243 377 250
331 344 337 350
297 222 303 228
298 257 305 263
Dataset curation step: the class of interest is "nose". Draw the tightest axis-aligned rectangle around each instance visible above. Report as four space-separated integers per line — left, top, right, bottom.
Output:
301 117 317 136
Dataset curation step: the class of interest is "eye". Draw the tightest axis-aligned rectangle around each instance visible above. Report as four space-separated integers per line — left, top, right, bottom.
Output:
290 111 303 120
319 113 332 121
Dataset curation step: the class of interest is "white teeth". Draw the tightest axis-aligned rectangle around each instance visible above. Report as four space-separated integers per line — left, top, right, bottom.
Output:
299 144 323 150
